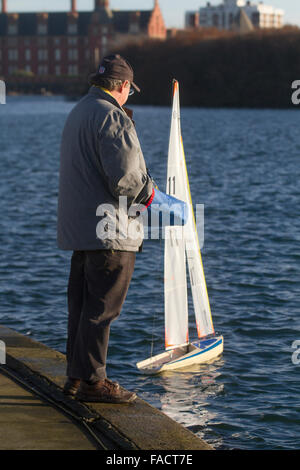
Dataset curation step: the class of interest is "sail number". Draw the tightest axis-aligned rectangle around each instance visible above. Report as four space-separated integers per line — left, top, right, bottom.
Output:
168 176 176 195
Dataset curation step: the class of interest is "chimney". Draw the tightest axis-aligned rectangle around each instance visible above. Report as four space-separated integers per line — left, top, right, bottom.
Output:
71 0 77 13
95 0 109 9
2 0 7 13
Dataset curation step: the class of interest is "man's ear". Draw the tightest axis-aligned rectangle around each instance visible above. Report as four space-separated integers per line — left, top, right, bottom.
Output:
121 80 129 92
116 82 123 93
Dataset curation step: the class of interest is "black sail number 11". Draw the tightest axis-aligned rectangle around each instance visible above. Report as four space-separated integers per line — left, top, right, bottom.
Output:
168 176 176 195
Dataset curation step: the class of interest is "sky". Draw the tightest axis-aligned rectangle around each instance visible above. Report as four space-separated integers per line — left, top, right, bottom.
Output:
4 1 300 28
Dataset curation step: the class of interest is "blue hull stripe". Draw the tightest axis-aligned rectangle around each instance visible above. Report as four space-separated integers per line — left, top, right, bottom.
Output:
168 338 223 365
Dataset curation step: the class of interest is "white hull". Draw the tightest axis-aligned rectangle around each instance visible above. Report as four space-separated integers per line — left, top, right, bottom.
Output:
137 336 224 374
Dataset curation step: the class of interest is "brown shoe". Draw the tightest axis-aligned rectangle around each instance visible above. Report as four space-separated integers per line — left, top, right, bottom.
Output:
76 378 137 404
63 378 81 396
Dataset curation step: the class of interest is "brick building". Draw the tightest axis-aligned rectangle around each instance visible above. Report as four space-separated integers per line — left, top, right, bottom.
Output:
0 0 166 79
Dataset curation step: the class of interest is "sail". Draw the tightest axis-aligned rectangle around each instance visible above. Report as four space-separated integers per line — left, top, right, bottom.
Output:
164 226 189 350
164 81 190 350
166 80 215 340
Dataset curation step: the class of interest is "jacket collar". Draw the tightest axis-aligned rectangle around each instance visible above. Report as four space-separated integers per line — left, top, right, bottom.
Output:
88 85 135 123
88 85 123 111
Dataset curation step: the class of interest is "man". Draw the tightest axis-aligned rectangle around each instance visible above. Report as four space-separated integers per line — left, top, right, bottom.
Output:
57 54 154 403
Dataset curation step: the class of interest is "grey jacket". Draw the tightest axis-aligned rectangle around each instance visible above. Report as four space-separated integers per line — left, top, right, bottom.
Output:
57 86 153 252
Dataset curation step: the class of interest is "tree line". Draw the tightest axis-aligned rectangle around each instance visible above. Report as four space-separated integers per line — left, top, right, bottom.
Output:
116 27 300 109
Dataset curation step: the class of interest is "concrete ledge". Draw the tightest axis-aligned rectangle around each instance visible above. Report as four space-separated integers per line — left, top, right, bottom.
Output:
0 325 213 450
0 371 96 450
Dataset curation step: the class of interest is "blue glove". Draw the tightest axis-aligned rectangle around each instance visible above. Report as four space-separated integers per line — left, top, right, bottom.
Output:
147 188 189 228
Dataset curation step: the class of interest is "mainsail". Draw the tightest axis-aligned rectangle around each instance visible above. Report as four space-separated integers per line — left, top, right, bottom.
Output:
164 80 215 346
164 225 189 350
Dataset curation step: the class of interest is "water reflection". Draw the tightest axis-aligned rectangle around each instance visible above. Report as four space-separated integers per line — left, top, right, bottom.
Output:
138 359 225 448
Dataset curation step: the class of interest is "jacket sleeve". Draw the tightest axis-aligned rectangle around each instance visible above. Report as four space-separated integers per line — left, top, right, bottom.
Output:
98 109 153 206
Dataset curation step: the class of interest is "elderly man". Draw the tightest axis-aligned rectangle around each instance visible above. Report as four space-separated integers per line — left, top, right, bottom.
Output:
57 54 154 403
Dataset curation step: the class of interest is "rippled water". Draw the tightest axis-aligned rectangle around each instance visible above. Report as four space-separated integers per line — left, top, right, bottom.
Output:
0 96 299 450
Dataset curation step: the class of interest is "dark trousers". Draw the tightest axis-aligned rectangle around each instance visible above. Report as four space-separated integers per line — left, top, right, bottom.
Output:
66 250 136 382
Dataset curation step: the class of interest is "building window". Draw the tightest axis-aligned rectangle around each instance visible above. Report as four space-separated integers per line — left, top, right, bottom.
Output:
102 36 108 55
38 49 48 61
68 49 78 61
68 24 78 35
55 49 61 61
8 65 18 75
25 65 31 73
68 37 78 46
8 49 18 61
38 24 47 35
213 14 219 27
38 65 48 75
68 65 78 76
252 12 260 27
85 50 90 60
54 37 60 45
55 65 61 76
94 47 100 65
24 38 31 46
25 49 31 61
8 24 18 35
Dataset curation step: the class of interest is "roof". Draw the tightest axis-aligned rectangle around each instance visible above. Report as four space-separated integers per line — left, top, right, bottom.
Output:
112 10 152 33
0 9 152 37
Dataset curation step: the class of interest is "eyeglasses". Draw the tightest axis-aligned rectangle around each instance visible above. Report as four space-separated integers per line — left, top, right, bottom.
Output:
125 82 134 96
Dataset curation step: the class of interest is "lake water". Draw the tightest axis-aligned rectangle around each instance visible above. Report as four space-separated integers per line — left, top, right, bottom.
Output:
0 95 299 450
